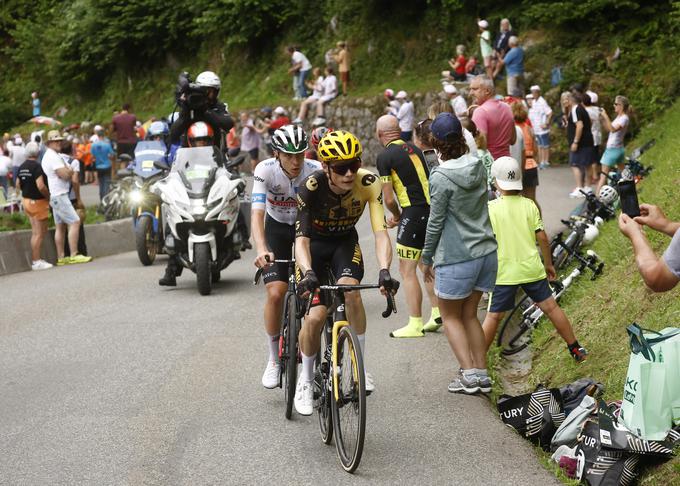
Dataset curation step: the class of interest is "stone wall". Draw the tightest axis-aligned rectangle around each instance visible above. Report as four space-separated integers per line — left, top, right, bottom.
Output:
282 90 446 163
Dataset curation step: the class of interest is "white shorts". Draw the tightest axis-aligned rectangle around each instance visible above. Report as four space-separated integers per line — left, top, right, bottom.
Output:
319 94 335 104
50 193 80 225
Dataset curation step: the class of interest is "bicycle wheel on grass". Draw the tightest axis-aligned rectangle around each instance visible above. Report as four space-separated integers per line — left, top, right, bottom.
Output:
317 322 333 444
331 325 366 473
284 292 300 420
497 294 535 356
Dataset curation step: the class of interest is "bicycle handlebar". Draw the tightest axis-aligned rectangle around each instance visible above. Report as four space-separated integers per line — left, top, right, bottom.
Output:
303 281 401 319
253 255 295 285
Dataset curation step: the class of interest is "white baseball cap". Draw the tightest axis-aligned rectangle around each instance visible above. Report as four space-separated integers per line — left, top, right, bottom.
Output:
478 20 489 29
443 84 458 94
384 88 394 97
525 93 534 100
395 90 408 99
585 90 598 104
530 85 541 92
274 106 287 115
491 156 523 191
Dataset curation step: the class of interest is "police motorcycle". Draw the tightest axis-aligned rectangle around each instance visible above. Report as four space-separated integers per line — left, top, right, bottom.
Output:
128 123 170 265
152 124 246 295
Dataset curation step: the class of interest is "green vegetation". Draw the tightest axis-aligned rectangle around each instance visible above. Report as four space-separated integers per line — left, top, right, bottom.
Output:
0 205 104 232
522 100 680 484
2 1 680 134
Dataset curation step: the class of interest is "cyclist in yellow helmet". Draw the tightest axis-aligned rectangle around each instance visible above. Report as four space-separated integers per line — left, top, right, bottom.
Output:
293 130 397 415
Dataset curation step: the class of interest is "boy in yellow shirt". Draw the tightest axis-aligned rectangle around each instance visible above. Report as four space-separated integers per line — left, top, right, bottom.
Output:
482 156 587 362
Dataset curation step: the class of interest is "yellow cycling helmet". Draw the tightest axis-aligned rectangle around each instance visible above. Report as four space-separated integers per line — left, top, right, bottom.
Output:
317 130 362 163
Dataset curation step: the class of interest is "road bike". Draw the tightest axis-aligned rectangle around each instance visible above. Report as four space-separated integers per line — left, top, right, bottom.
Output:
254 253 301 420
308 279 398 473
497 249 604 356
600 139 655 187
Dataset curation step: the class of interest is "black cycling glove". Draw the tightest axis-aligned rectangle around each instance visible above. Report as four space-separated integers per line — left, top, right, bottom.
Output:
378 268 394 291
297 270 320 297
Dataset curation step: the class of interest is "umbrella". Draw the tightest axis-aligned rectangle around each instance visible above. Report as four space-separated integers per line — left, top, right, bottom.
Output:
29 116 62 126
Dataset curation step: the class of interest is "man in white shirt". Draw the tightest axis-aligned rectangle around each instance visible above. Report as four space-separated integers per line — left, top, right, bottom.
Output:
287 46 312 100
444 84 468 120
41 130 92 265
0 149 11 194
528 85 553 168
396 91 415 142
9 135 27 183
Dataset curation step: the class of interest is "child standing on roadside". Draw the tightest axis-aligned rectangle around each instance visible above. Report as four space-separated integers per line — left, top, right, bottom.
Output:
481 156 588 362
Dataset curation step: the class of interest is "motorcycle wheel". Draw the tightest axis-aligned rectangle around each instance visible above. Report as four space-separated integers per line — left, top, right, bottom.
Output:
195 242 212 296
135 215 157 266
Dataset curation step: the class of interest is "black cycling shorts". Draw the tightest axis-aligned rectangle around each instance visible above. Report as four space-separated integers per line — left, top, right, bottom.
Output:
396 205 429 261
262 215 295 284
309 228 364 307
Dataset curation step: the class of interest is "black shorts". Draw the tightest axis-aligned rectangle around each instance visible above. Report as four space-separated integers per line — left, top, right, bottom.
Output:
310 229 364 306
522 167 539 189
262 215 295 284
569 147 593 168
488 278 554 313
396 205 429 260
248 148 259 161
116 142 136 159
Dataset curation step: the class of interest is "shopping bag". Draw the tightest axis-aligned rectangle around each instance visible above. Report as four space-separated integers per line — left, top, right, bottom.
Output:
575 420 639 486
497 385 565 450
656 327 680 425
620 353 672 440
559 377 605 416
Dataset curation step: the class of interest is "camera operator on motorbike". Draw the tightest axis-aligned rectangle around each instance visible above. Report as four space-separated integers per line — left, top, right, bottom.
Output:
293 130 397 415
251 125 322 388
170 71 234 149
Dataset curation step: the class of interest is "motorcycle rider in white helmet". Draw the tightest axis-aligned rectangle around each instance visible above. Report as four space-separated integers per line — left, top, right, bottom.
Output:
169 71 234 149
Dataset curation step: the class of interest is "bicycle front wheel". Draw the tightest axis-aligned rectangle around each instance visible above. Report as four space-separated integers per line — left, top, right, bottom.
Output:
317 324 333 444
331 325 366 473
284 292 299 420
497 294 535 356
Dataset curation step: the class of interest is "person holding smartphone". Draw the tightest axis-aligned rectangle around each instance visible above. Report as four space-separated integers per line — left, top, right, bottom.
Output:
619 203 680 292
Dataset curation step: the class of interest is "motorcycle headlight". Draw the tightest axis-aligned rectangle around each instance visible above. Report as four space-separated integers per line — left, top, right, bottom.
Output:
129 189 143 204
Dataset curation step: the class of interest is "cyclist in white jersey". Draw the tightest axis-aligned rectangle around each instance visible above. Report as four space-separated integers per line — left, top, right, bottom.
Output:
251 125 322 388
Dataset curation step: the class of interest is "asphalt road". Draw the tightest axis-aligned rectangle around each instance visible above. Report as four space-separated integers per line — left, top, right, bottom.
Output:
2 167 576 485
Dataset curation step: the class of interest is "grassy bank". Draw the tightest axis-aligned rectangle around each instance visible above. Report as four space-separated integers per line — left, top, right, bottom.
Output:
0 205 104 232
518 101 680 483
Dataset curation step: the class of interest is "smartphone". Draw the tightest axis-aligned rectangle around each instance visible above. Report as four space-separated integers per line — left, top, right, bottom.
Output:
422 149 439 170
618 180 641 218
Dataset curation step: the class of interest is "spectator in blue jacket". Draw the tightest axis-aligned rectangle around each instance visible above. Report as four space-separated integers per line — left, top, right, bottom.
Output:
494 36 524 96
90 127 115 201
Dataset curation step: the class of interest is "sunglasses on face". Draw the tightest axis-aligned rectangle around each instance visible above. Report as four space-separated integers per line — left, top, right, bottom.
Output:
330 159 361 175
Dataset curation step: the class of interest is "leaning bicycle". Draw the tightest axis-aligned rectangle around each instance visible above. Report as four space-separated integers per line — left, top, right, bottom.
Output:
497 250 603 356
308 280 399 473
254 253 302 420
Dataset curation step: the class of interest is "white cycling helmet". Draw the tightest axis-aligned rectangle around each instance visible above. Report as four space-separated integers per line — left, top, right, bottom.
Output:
598 185 618 205
195 71 221 91
583 224 600 245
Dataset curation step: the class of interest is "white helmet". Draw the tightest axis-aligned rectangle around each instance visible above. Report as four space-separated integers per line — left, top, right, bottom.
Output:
598 185 618 206
195 71 221 91
583 224 600 245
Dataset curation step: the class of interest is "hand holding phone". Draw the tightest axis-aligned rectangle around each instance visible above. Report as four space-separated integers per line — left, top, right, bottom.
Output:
618 180 641 218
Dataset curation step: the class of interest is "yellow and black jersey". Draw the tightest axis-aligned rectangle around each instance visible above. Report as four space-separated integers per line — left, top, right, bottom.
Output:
376 140 430 208
296 168 387 238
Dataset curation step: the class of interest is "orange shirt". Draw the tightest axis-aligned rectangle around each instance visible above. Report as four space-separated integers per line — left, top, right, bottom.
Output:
518 122 537 169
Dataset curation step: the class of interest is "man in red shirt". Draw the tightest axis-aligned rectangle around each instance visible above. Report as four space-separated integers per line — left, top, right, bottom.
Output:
269 106 291 131
470 76 516 160
111 103 138 170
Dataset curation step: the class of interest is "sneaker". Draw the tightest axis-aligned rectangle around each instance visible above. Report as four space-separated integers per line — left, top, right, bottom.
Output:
447 370 480 394
570 346 589 363
389 322 424 338
569 189 586 198
291 117 303 124
261 360 280 389
364 371 375 394
67 254 92 264
56 257 68 266
539 161 551 169
475 371 492 393
294 377 314 416
31 259 53 271
311 117 326 127
423 317 443 332
583 186 594 194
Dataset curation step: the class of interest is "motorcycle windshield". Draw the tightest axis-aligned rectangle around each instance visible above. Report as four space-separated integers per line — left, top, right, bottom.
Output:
173 146 220 196
133 141 166 178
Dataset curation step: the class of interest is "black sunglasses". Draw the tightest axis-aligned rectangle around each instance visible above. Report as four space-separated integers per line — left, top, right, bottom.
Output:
330 158 361 175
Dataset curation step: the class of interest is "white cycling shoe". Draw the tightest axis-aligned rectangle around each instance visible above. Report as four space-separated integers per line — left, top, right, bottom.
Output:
294 376 314 416
261 361 280 389
365 371 375 394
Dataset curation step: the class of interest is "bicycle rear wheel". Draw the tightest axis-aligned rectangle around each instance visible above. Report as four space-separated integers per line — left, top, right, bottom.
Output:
317 324 333 444
497 294 535 356
283 292 300 420
331 325 366 473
